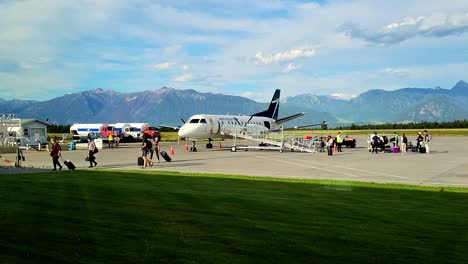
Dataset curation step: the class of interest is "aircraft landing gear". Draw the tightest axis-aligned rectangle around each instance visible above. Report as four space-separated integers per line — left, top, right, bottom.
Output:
190 141 197 152
206 138 213 149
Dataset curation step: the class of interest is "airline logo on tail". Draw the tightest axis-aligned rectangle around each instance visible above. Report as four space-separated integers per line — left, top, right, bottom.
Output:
252 89 280 120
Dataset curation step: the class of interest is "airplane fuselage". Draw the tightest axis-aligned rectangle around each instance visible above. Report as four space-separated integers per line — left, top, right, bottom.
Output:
178 114 280 139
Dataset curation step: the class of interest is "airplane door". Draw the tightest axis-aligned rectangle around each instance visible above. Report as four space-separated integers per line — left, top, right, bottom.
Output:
210 118 220 134
264 121 270 129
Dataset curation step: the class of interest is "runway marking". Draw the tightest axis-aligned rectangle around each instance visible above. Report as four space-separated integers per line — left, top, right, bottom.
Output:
256 155 408 179
256 156 362 178
288 157 408 179
418 161 468 185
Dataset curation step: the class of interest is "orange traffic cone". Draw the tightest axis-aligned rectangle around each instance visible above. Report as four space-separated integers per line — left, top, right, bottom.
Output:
185 144 189 151
333 145 337 151
218 142 222 149
170 147 175 156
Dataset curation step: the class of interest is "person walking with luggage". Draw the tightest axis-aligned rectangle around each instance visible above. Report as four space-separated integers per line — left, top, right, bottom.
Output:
141 135 150 168
400 133 408 155
423 130 431 154
50 138 63 171
152 134 160 164
87 136 98 168
336 132 343 152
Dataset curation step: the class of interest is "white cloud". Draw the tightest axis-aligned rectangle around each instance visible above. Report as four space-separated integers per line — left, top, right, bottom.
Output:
164 44 183 54
329 93 357 99
151 62 175 71
383 68 411 78
173 74 193 82
181 64 190 71
283 63 302 73
255 48 317 65
340 12 468 44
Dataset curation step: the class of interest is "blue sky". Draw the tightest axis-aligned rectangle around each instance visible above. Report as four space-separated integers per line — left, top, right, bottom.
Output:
1 0 468 102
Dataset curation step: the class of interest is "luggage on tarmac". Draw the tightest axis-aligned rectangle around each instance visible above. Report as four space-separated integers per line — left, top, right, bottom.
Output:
137 156 144 166
419 147 426 153
59 156 76 170
64 160 76 170
60 156 76 170
160 151 172 162
411 146 418 152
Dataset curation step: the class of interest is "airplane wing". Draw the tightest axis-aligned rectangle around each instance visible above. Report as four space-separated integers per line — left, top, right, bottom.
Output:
158 118 185 130
274 112 305 125
270 121 327 132
158 125 180 130
284 122 327 130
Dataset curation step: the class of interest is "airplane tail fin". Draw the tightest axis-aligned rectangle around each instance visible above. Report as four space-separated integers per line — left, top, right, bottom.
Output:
253 89 280 120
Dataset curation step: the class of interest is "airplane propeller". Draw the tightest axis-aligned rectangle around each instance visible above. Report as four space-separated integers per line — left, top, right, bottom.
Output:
232 117 242 126
233 116 254 127
245 115 254 125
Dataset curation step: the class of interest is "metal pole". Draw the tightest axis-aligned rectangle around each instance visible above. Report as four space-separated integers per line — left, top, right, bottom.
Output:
16 146 20 168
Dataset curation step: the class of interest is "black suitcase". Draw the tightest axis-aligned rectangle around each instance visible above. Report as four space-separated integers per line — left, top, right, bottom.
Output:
160 151 172 162
419 147 426 153
138 157 144 166
64 160 76 170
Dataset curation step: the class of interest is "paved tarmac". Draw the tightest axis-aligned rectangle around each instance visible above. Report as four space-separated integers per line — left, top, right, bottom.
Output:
1 136 468 187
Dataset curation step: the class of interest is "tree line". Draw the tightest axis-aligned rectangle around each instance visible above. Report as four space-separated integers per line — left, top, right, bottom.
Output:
334 120 468 130
47 124 180 134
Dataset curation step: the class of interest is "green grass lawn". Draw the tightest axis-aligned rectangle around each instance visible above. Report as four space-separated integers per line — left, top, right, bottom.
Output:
1 171 467 264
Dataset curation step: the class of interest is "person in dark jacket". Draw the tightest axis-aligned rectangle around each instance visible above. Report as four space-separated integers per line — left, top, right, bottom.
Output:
50 138 62 171
372 132 379 154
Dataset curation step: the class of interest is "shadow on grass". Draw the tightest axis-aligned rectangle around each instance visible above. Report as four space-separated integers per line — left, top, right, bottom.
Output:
1 170 467 264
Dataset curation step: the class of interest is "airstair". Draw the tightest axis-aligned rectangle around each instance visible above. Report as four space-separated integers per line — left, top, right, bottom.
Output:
0 114 21 146
220 124 320 153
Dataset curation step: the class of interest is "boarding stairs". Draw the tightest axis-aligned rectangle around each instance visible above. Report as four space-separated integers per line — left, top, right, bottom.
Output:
220 124 319 153
0 114 21 146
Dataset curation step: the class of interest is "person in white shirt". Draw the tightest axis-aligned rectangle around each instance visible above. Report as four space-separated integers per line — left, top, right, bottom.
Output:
400 133 408 155
87 137 98 168
423 130 431 154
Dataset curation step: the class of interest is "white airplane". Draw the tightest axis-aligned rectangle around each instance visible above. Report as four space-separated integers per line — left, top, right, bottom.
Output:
177 89 305 150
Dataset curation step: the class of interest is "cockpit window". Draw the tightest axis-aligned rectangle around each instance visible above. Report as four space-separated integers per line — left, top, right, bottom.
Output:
189 119 200 123
200 119 207 123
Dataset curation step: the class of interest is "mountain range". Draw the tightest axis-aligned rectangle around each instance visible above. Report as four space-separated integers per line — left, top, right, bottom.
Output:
1 80 467 126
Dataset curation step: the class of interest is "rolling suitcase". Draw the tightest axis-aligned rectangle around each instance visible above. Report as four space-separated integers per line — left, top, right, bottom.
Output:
63 160 76 170
137 156 144 166
411 146 418 152
419 147 426 153
160 151 172 162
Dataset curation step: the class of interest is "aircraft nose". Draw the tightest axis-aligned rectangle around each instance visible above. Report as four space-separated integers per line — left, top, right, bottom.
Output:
178 126 188 138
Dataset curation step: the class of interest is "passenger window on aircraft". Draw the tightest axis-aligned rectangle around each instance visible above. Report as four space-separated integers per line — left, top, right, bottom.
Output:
200 119 207 123
189 119 200 123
